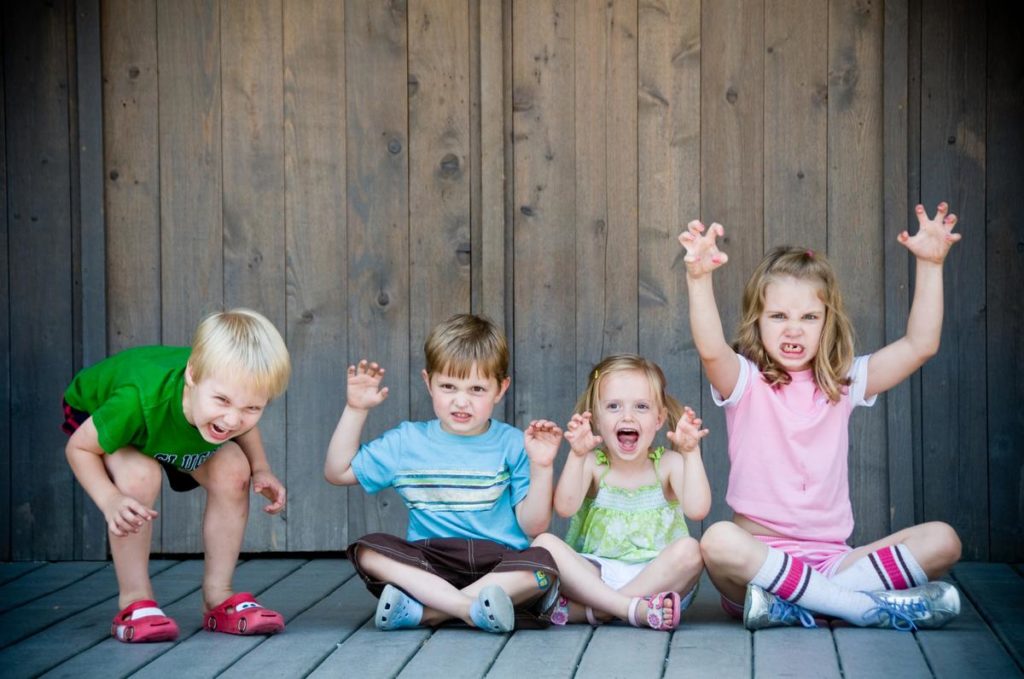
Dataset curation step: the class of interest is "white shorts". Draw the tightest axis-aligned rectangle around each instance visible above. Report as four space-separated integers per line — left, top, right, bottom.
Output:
583 554 648 591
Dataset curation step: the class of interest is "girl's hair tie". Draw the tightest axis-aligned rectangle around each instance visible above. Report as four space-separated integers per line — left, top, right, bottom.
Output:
806 249 815 258
592 369 600 381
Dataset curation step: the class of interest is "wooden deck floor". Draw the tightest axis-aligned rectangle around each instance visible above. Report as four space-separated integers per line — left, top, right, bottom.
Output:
0 558 1020 678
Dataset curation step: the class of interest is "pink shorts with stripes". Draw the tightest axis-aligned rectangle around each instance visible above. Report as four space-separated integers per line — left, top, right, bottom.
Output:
720 535 853 618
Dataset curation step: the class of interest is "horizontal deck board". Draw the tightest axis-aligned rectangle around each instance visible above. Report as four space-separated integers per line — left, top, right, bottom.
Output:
0 559 1018 678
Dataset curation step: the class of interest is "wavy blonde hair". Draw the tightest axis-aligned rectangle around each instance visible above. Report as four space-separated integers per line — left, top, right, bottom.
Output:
735 246 855 403
575 354 684 431
189 308 291 399
424 313 509 382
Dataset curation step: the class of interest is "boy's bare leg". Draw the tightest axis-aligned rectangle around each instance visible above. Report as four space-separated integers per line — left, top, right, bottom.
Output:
356 547 480 625
192 442 251 610
105 449 163 609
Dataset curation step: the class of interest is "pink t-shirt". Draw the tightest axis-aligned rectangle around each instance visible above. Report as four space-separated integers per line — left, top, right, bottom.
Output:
712 354 876 543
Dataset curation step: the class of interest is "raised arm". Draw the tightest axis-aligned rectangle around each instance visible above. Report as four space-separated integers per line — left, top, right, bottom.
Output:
324 360 389 486
515 419 562 537
679 220 741 399
553 412 600 518
665 406 711 520
866 203 960 399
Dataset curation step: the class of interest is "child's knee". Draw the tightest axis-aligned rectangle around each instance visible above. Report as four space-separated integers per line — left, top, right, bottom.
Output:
670 536 703 571
111 456 162 504
201 444 251 497
926 521 962 566
530 532 562 553
699 522 747 568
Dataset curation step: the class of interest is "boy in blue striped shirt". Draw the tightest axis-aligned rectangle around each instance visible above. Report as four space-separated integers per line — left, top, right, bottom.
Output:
325 314 562 632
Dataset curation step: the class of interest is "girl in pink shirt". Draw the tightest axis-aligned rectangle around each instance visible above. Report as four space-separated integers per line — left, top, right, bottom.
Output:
679 203 962 631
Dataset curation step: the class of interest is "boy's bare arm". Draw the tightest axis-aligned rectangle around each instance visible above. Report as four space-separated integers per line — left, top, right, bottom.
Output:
235 426 286 514
324 360 388 486
515 420 561 536
65 418 158 536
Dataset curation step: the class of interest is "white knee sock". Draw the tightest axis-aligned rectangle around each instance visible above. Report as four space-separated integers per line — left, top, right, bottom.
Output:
751 546 878 626
830 544 928 591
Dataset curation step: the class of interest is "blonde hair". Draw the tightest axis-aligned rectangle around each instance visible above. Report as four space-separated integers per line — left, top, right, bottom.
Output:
189 308 291 399
424 313 509 382
735 246 854 403
575 354 684 431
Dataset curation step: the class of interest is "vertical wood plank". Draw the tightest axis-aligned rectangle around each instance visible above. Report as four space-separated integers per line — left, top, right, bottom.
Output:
283 0 349 551
827 0 887 547
512 1 576 429
919 0 987 560
157 0 223 553
74 0 108 561
0 6 9 562
103 0 161 354
408 0 472 421
7 1 76 559
882 0 915 533
575 0 638 378
907 0 924 523
699 0 764 527
476 0 508 337
222 0 286 552
345 0 410 540
102 0 161 555
764 0 828 251
986 0 1024 562
637 0 702 471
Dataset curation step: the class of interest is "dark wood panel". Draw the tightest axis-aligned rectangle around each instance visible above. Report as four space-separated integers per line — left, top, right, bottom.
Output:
344 0 411 540
985 0 1024 562
637 0 703 506
0 3 10 563
574 0 639 375
827 0 887 547
221 0 287 553
6 0 76 560
283 0 349 551
699 0 765 527
73 0 107 561
764 0 827 251
408 0 473 422
156 0 223 553
882 0 915 534
919 0 988 560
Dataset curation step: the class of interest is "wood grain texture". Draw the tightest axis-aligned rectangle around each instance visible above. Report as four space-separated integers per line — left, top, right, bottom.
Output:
512 0 577 435
637 0 703 477
574 0 639 376
882 0 916 535
6 1 76 560
919 0 988 560
283 0 349 551
827 0 887 548
764 0 828 251
156 0 223 552
985 0 1024 562
344 0 411 540
408 0 473 422
0 7 9 563
221 0 287 553
699 0 764 527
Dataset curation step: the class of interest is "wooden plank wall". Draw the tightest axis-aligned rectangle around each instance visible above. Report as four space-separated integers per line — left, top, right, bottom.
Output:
1 0 1021 561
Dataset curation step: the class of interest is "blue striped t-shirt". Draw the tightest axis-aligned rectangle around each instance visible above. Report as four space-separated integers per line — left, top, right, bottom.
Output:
351 419 532 549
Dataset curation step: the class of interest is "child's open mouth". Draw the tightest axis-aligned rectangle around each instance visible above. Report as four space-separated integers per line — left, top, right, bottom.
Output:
781 343 803 356
209 423 231 440
451 412 472 423
616 427 640 452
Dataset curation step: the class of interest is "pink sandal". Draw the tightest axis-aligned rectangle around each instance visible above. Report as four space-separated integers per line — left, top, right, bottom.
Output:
111 600 179 643
204 592 284 635
628 591 681 631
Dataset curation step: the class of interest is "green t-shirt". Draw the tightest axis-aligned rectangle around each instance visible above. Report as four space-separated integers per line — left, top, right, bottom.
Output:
64 346 218 471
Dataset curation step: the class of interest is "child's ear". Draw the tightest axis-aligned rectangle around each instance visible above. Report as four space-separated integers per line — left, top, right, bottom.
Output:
421 369 432 392
185 363 196 387
495 376 511 403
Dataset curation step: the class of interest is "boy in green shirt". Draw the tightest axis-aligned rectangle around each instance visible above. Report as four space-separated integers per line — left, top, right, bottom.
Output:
63 308 291 643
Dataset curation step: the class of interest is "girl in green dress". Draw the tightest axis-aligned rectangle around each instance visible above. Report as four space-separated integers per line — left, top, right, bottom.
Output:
532 354 711 630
